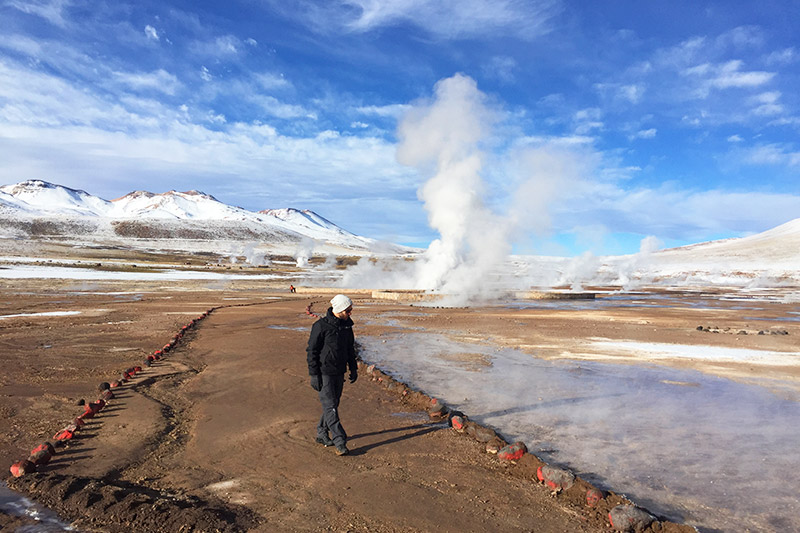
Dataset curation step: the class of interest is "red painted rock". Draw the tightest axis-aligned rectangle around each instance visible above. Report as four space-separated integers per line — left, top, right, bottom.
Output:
147 354 156 362
586 488 605 507
429 398 447 417
100 390 114 401
450 415 466 431
10 460 36 477
110 380 122 388
80 405 95 419
53 429 74 441
134 366 142 372
537 465 575 491
121 372 131 381
608 505 655 532
72 417 85 428
32 442 56 457
89 399 105 413
497 441 527 461
29 449 52 465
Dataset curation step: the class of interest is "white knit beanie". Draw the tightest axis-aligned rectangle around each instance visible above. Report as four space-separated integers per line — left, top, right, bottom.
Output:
330 294 353 314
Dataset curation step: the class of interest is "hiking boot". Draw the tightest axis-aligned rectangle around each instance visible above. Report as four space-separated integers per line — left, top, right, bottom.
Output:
334 444 349 456
315 435 334 447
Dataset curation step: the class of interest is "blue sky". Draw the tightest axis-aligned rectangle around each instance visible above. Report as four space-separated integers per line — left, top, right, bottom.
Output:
1 0 798 256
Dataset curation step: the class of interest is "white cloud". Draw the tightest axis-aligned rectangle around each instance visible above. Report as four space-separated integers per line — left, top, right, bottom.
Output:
634 128 657 139
765 47 796 65
483 55 517 84
573 108 603 134
6 0 71 27
748 91 783 116
684 59 775 97
715 25 764 49
276 0 562 40
356 103 410 118
200 66 213 81
559 181 800 240
594 82 645 104
769 116 800 127
144 25 159 41
251 95 316 119
0 34 45 56
711 61 774 89
728 134 743 143
192 35 242 57
0 57 416 224
740 144 800 168
113 69 180 95
254 72 291 90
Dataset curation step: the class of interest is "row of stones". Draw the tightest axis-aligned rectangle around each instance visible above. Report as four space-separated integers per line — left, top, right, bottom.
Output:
696 325 790 335
9 308 217 479
362 361 661 533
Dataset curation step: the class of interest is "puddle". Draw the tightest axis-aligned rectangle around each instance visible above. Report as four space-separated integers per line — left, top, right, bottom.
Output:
743 316 800 322
578 339 800 366
0 482 74 531
266 325 308 332
0 311 81 320
359 333 800 532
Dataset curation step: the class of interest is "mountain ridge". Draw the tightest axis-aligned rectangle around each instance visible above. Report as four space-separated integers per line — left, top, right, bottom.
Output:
0 180 406 255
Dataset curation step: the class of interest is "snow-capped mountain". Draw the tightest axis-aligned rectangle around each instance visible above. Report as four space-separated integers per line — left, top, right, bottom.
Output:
655 218 800 264
0 180 402 254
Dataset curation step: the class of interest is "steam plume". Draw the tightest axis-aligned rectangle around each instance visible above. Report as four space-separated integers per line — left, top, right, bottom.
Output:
397 74 510 302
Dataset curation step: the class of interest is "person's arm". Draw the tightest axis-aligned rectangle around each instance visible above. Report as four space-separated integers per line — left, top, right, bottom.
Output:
306 321 323 376
347 328 357 383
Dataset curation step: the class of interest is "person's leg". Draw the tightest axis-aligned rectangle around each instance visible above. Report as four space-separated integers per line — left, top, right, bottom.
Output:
318 374 347 446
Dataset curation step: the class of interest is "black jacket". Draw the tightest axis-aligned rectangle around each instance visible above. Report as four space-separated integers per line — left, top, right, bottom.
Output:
307 308 356 376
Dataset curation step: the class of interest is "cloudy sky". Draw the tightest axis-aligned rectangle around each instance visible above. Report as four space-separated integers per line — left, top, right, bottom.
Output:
1 0 798 255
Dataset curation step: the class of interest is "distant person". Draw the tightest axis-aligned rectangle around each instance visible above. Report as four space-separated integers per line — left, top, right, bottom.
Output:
306 294 357 456
289 285 296 293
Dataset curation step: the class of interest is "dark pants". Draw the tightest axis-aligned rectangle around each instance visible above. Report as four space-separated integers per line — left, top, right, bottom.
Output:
317 374 346 446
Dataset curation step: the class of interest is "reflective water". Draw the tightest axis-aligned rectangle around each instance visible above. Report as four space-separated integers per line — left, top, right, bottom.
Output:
0 482 74 531
359 333 800 532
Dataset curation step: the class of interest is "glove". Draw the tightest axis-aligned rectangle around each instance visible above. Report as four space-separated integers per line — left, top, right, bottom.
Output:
310 374 322 391
348 370 358 384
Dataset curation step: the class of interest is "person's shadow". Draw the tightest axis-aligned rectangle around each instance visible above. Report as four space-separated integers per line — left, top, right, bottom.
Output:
347 422 445 455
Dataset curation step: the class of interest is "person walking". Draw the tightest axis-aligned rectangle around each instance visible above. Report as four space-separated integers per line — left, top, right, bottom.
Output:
306 294 357 456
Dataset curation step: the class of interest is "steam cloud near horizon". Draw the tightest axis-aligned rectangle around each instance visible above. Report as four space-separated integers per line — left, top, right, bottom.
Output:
341 74 596 302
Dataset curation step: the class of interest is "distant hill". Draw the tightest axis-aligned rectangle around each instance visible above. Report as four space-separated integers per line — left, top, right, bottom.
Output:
654 218 800 265
0 180 409 255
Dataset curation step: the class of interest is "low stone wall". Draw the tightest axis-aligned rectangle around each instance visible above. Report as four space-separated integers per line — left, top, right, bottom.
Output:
370 290 443 302
292 287 373 296
517 290 596 300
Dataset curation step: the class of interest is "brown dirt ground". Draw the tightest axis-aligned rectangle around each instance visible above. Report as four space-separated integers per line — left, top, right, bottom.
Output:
2 279 798 532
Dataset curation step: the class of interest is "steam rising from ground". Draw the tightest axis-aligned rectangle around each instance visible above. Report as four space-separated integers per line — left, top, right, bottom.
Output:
341 74 588 303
